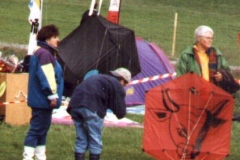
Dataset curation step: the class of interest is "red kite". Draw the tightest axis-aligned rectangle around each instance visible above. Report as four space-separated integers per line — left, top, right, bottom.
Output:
143 73 234 160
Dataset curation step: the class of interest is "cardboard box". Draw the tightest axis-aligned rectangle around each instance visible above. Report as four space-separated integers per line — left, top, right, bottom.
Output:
0 73 31 125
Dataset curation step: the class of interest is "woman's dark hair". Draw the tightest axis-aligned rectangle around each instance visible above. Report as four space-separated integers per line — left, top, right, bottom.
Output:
37 24 59 41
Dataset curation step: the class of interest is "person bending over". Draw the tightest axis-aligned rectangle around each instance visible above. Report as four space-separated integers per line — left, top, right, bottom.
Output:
67 67 131 160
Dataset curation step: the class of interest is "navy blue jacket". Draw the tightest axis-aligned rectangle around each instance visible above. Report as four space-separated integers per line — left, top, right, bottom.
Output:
67 74 126 119
27 42 64 109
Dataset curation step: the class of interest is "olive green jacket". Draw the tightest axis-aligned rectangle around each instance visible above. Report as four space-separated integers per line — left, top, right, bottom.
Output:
176 46 230 77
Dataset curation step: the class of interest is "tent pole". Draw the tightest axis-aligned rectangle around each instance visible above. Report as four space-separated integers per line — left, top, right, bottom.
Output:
171 12 178 58
238 33 240 65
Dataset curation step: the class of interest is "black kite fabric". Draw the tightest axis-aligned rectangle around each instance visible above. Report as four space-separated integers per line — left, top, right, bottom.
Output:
58 15 140 96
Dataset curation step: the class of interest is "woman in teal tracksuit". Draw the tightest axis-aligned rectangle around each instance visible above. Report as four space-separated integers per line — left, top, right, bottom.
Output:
23 24 64 160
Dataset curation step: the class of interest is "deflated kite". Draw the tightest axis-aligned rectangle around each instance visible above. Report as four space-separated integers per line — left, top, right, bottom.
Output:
58 15 140 96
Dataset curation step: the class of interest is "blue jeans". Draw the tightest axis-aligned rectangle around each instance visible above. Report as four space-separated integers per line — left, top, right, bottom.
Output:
24 108 53 147
70 107 103 154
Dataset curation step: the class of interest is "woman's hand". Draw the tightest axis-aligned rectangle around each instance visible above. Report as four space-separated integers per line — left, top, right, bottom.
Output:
50 99 57 107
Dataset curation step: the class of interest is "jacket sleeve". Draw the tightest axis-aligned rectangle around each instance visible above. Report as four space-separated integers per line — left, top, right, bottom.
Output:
176 53 189 77
219 56 230 72
36 51 58 100
41 63 58 100
109 82 126 119
215 48 230 72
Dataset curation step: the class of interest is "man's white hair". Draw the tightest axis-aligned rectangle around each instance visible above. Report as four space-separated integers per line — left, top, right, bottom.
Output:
194 25 214 42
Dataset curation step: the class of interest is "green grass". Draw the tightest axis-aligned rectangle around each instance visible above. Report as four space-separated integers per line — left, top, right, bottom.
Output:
1 112 240 160
1 0 240 159
0 114 154 160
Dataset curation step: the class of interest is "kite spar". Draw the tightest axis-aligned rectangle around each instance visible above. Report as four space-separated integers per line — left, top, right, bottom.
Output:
171 12 178 58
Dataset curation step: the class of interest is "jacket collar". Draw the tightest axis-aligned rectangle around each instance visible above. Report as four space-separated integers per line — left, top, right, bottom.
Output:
37 41 58 56
184 45 222 56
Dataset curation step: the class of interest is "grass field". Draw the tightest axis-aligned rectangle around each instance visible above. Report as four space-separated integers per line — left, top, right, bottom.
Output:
0 115 154 160
1 0 240 160
1 0 240 64
1 111 240 160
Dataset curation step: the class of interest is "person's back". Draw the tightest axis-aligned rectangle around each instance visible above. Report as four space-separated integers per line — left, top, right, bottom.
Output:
68 74 126 119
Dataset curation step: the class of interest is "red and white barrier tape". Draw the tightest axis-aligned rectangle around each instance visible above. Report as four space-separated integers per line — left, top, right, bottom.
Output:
0 100 72 107
0 100 70 107
0 100 27 107
127 72 176 85
0 72 176 106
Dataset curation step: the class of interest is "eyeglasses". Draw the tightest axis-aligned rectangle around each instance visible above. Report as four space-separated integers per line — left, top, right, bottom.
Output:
201 36 213 40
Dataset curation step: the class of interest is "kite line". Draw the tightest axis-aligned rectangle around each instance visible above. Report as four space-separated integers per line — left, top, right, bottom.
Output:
181 90 214 160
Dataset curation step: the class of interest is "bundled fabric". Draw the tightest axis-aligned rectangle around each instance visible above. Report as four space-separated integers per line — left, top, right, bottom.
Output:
214 69 240 94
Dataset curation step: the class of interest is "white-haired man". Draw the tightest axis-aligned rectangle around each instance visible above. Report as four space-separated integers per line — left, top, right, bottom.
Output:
67 67 131 160
176 25 240 94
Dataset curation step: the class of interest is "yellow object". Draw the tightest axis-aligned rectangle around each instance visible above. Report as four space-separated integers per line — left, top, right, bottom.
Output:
197 51 209 81
0 81 6 97
194 45 210 81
